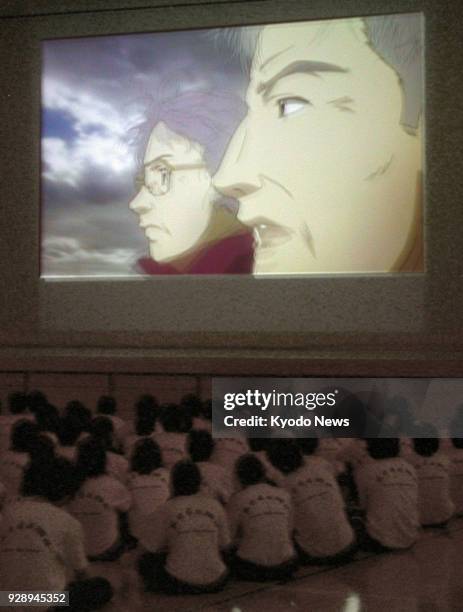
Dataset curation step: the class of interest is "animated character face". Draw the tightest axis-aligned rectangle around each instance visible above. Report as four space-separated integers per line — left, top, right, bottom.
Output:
129 122 212 262
213 19 422 274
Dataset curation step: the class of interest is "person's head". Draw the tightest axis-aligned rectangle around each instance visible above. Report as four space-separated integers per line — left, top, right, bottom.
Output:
188 429 214 462
366 437 400 460
76 437 107 479
171 460 201 497
451 438 463 449
129 122 215 263
10 419 39 453
22 456 78 503
413 423 439 456
181 393 202 418
96 395 117 415
267 439 303 474
161 404 191 433
236 453 266 487
27 390 48 415
64 400 92 433
91 416 114 449
135 413 156 437
130 438 163 474
8 391 28 415
214 15 423 274
248 438 269 453
135 394 159 420
297 437 319 456
58 415 82 447
201 399 212 421
28 434 56 465
34 403 60 435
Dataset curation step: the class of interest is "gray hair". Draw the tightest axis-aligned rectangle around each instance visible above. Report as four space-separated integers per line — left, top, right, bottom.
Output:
210 13 423 131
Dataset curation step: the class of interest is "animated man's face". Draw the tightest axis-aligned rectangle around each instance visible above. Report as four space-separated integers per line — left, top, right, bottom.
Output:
129 123 212 262
214 19 422 274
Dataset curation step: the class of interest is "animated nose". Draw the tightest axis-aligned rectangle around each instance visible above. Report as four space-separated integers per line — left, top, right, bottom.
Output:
213 120 260 199
129 187 154 214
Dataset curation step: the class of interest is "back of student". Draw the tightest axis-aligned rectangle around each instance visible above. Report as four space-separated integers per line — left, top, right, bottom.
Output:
411 434 455 526
268 440 354 562
356 438 419 549
138 461 230 593
227 455 296 579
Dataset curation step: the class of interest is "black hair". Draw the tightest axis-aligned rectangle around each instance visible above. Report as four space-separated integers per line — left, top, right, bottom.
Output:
64 400 92 433
366 438 400 460
135 395 160 428
11 419 39 452
248 438 269 453
28 434 56 464
451 438 463 449
135 412 156 437
188 429 214 462
267 440 303 474
22 456 78 503
91 416 114 450
8 391 28 415
200 399 212 421
27 390 48 415
35 403 60 435
413 423 439 456
76 437 107 480
171 460 201 497
130 438 163 474
58 415 82 447
161 404 192 433
97 395 117 415
236 454 265 487
297 438 319 456
181 393 202 418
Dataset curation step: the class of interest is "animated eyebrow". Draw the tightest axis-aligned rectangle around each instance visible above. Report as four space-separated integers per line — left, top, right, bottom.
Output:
258 61 348 99
143 154 173 168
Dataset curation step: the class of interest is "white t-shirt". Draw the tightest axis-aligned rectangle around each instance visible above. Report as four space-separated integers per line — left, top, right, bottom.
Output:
197 461 233 504
106 414 129 445
356 457 419 548
67 474 131 557
210 437 249 473
409 453 455 525
152 432 188 469
127 468 170 540
227 482 294 567
0 498 88 591
106 451 129 484
315 438 345 475
0 451 29 499
447 446 463 514
141 493 230 586
282 462 354 558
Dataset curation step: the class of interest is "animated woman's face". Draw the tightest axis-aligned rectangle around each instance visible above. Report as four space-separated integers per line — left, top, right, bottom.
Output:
129 125 213 262
213 19 422 274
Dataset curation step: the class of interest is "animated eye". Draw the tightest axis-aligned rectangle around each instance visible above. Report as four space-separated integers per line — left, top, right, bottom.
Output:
278 97 310 118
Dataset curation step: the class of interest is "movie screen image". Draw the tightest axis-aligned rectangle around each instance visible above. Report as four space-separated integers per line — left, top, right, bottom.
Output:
41 13 424 278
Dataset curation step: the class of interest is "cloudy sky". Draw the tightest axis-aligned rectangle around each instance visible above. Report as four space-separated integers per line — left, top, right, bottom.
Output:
41 28 251 277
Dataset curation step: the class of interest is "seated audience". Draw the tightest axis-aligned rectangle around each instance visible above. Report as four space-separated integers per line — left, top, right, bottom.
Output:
227 454 297 581
189 429 233 503
268 440 355 564
138 461 230 594
0 456 113 611
0 419 39 499
127 438 169 542
356 438 419 550
152 404 190 469
96 395 128 446
411 425 455 526
91 416 129 483
68 438 131 561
